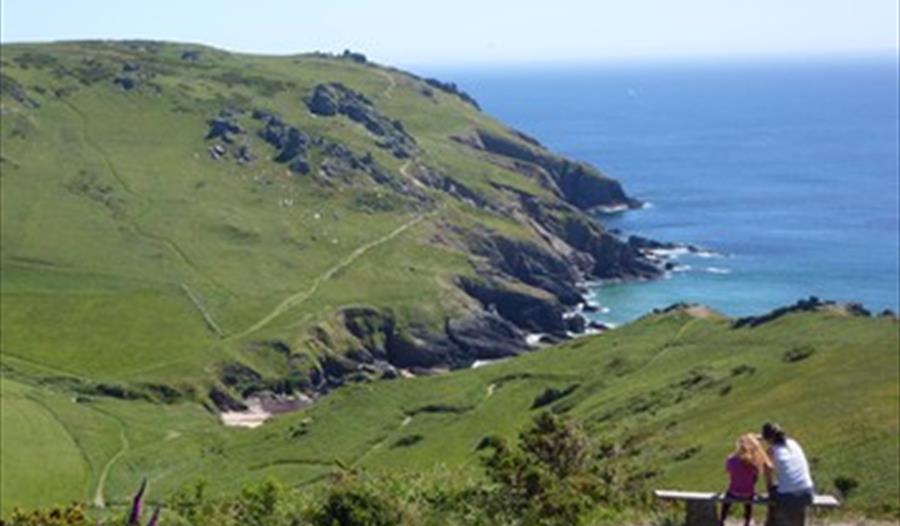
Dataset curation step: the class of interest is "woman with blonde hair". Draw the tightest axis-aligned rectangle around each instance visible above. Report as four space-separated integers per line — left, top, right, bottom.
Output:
720 433 771 526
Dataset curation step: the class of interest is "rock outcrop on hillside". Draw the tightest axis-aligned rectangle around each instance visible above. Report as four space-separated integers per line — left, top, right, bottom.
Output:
733 296 876 328
307 82 416 158
338 306 527 373
0 41 671 407
462 129 642 211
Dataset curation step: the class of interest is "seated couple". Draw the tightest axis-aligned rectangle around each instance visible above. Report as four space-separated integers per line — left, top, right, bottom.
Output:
720 422 814 526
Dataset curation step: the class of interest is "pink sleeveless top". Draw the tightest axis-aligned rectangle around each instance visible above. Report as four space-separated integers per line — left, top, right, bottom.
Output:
726 455 758 497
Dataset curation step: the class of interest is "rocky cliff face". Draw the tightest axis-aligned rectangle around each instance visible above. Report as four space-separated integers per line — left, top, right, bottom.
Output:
0 42 666 408
464 129 642 211
210 91 666 400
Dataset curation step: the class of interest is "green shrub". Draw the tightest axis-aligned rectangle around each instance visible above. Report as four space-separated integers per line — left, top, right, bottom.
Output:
531 384 579 410
307 475 401 526
834 475 860 498
479 412 608 525
2 503 90 526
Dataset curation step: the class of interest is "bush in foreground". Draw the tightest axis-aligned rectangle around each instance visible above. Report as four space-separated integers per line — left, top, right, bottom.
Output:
3 413 639 526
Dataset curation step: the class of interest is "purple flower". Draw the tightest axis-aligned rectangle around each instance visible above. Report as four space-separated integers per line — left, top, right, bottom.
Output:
128 478 148 525
146 506 161 526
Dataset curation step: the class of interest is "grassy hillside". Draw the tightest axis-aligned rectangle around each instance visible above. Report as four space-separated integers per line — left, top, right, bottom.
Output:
1 41 897 519
1 41 469 387
1 40 652 394
2 308 897 517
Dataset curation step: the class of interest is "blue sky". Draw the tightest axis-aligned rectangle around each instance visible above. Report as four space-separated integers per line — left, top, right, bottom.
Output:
1 0 897 65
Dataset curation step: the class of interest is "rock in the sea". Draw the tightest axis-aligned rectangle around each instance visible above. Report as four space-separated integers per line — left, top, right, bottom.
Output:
565 313 587 334
628 235 679 251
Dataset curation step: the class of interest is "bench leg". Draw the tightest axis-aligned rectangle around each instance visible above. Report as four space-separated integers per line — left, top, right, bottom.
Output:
685 500 719 526
765 504 806 526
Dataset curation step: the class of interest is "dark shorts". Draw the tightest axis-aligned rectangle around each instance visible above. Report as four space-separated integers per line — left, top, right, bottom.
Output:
769 486 814 507
725 491 755 501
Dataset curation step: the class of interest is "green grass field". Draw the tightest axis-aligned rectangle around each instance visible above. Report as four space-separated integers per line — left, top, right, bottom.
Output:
1 41 898 519
2 309 897 516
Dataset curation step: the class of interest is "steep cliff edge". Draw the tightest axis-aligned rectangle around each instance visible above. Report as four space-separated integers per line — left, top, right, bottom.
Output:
0 41 663 407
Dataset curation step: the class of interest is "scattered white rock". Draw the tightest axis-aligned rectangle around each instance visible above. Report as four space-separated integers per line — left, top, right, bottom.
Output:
220 393 313 429
472 358 508 369
525 333 546 347
221 398 270 429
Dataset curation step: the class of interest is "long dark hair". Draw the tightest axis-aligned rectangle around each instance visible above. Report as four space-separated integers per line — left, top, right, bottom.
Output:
762 422 787 445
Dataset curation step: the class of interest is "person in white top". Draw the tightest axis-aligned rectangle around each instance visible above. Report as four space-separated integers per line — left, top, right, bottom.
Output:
761 422 815 506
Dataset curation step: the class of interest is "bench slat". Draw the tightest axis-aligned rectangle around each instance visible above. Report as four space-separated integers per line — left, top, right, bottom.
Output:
654 490 840 507
812 495 840 507
655 490 718 501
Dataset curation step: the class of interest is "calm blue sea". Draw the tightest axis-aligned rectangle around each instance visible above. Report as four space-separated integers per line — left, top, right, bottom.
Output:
423 57 900 324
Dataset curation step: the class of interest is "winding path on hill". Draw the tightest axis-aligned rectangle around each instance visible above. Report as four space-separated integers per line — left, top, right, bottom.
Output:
635 318 701 374
20 382 130 510
399 159 429 191
231 211 432 340
350 414 410 468
92 427 129 508
180 283 224 337
377 69 397 99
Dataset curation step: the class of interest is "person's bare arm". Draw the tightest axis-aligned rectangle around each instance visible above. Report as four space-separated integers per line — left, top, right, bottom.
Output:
764 448 775 489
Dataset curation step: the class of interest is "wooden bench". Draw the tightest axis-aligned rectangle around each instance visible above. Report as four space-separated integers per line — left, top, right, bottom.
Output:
654 490 840 526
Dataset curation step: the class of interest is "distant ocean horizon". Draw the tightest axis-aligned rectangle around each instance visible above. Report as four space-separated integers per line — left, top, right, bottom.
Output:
422 56 900 325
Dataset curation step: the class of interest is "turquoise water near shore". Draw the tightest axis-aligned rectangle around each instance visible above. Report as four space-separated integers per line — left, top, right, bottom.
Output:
424 57 900 325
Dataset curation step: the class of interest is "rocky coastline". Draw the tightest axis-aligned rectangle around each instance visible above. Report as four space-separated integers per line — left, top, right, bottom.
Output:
210 123 677 418
196 69 682 418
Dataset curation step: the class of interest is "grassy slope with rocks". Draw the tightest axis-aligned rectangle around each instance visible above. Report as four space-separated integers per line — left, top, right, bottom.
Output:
1 42 897 518
1 306 897 518
1 40 653 400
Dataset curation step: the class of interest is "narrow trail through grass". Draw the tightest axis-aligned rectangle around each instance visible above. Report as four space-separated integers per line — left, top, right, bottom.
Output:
633 318 700 375
230 211 433 340
180 283 224 337
60 99 137 197
377 70 396 99
92 427 128 509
